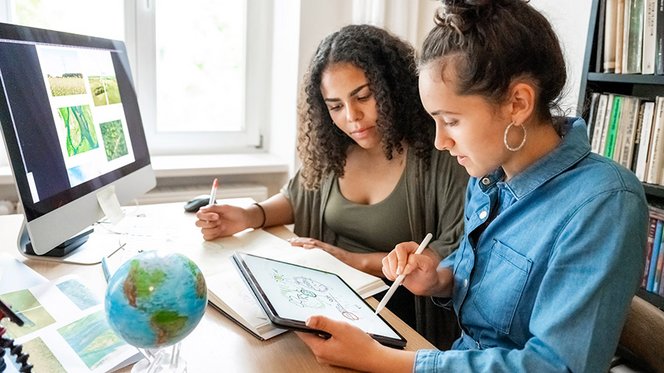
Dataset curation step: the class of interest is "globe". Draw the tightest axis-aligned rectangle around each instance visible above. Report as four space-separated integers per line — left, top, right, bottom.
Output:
104 251 207 349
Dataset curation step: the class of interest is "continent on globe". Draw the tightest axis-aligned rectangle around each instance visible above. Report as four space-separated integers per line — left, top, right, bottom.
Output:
105 251 207 349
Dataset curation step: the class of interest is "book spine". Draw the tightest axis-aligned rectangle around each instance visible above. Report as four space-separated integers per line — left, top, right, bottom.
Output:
647 218 663 291
604 95 623 158
654 237 664 291
646 96 664 183
656 0 664 74
605 0 620 72
622 97 642 168
599 94 616 153
597 0 608 72
644 215 658 287
624 0 645 74
643 0 658 74
635 100 656 180
586 92 601 138
616 0 626 73
592 94 610 153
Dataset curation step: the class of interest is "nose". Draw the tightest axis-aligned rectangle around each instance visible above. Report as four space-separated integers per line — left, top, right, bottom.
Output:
345 103 362 123
434 125 453 151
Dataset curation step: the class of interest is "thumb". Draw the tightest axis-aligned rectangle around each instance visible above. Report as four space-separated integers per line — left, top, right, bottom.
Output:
306 315 338 335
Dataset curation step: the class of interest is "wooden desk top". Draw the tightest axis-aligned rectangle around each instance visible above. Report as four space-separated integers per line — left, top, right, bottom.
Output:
0 202 434 372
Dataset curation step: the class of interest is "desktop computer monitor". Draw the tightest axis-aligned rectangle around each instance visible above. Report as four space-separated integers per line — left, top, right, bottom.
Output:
0 22 156 264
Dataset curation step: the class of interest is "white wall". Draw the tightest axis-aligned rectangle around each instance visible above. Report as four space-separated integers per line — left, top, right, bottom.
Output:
530 1 592 116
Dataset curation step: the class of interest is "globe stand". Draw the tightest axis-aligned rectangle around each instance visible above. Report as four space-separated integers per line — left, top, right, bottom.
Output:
132 343 186 373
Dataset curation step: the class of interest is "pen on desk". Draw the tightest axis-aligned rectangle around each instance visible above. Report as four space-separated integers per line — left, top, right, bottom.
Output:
374 232 433 315
209 178 219 206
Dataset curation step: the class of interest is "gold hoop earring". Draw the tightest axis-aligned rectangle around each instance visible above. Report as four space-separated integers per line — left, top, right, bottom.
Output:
503 122 527 152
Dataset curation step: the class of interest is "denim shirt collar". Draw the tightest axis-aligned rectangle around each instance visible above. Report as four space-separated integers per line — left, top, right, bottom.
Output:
478 117 590 199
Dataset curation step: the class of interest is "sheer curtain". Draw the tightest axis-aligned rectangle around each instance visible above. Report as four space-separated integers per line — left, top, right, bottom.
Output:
351 0 438 47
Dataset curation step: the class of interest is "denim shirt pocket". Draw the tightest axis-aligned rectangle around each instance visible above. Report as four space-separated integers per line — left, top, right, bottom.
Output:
473 239 532 334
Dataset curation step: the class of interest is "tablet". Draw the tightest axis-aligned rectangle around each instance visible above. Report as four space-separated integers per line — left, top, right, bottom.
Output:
232 251 407 349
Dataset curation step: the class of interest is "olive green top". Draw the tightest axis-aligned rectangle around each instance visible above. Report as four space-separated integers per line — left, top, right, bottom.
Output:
324 172 411 253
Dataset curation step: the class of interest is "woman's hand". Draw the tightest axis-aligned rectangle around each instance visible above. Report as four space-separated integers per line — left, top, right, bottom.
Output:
288 237 348 260
382 241 442 296
296 316 414 372
195 204 250 240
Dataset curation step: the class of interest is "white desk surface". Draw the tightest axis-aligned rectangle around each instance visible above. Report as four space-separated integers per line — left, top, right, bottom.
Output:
0 201 434 372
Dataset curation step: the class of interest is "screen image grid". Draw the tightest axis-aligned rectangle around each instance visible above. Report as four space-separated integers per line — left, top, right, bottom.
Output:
243 255 400 339
31 44 135 202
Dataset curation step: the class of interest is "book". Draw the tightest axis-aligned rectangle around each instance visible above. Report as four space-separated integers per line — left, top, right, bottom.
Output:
599 93 617 153
0 274 141 372
592 93 610 153
204 228 388 340
622 0 645 74
586 92 602 138
646 96 664 184
643 0 658 74
616 0 626 73
647 219 663 290
606 0 620 72
604 94 624 158
617 96 641 167
596 0 608 73
653 232 664 292
635 100 656 180
643 215 658 287
656 0 664 74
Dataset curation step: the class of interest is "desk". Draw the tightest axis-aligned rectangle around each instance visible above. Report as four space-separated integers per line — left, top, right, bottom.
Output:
0 201 434 372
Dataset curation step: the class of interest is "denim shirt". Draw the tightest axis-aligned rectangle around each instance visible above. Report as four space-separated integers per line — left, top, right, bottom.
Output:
415 118 647 373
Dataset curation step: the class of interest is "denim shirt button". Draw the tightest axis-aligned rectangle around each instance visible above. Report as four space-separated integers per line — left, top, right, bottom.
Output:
463 279 469 288
479 210 488 220
481 177 491 185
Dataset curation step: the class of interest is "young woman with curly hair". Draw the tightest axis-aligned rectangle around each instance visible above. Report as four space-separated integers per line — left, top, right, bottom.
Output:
196 24 469 348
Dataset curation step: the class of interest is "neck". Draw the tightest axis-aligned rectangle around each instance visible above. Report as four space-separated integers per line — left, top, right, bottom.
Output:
503 123 561 180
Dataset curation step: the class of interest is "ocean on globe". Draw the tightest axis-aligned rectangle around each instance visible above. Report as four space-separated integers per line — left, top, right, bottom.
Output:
105 251 207 349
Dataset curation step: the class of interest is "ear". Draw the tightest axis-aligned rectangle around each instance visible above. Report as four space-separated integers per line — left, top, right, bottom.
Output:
507 81 536 125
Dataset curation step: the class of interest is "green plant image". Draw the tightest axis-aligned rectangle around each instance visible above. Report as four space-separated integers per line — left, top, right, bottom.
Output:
48 73 86 96
58 105 99 156
89 75 121 106
100 120 128 161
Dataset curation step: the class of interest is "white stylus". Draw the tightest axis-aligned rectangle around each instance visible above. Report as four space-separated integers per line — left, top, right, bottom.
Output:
374 233 433 314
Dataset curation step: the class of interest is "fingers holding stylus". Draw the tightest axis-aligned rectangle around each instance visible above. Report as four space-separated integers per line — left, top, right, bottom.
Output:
381 241 419 281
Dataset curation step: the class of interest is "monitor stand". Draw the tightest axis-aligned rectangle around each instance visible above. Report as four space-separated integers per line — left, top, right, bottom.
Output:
17 221 123 265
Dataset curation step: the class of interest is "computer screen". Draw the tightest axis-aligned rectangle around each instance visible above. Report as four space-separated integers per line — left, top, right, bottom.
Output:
0 22 155 263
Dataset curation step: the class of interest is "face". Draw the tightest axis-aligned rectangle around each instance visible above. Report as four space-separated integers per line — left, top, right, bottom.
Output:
418 63 511 178
320 63 381 149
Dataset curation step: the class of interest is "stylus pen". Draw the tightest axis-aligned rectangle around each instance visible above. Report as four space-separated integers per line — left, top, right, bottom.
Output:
374 233 433 314
209 178 219 206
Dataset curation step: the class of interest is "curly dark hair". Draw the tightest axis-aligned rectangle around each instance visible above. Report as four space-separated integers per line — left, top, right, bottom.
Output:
297 24 434 190
420 0 567 130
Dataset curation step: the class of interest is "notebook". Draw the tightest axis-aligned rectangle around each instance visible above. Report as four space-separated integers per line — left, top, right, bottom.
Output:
231 252 406 348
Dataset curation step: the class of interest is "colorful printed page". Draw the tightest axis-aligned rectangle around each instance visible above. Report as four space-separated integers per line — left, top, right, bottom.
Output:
0 275 141 373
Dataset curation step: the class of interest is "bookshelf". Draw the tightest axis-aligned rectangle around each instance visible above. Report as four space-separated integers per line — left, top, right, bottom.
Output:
579 0 664 312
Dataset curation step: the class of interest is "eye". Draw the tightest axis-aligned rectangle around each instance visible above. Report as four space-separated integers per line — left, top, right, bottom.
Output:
442 117 458 127
327 104 342 112
357 92 372 101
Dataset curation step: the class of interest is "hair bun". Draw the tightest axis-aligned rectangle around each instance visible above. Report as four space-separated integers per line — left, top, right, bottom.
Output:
437 0 510 32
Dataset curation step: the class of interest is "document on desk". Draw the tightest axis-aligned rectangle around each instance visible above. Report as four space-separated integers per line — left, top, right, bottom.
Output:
205 228 388 340
0 274 141 372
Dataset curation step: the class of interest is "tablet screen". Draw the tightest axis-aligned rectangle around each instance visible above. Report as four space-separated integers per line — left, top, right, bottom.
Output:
234 252 404 344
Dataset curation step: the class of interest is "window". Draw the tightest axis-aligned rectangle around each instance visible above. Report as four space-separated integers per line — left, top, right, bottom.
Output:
0 0 271 162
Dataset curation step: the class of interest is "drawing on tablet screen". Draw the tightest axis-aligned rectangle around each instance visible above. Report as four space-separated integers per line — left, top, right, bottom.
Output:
271 268 361 321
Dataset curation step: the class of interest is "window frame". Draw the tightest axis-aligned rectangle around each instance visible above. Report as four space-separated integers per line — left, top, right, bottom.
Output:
128 0 271 155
